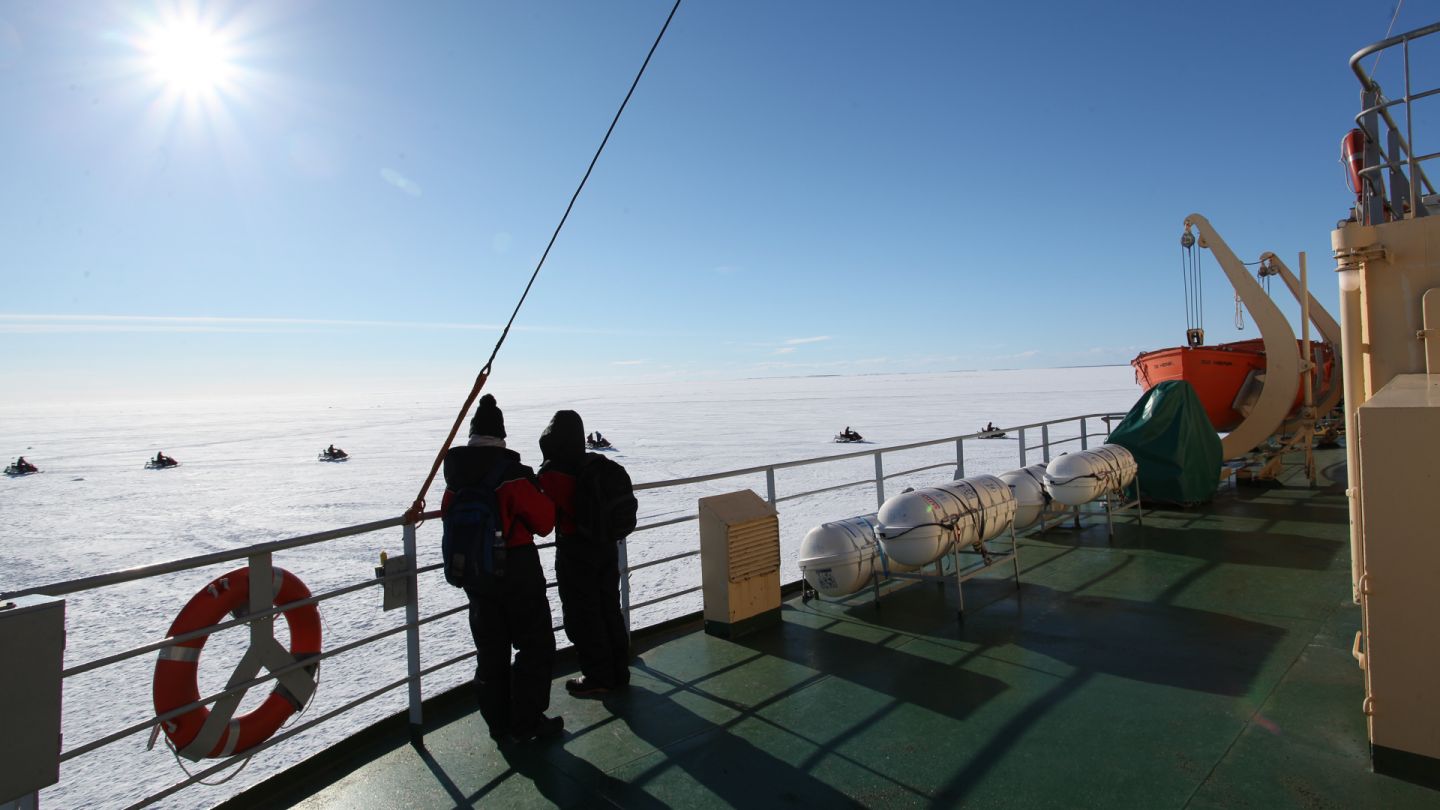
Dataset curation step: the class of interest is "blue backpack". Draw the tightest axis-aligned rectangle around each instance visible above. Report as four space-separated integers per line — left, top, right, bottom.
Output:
441 466 509 586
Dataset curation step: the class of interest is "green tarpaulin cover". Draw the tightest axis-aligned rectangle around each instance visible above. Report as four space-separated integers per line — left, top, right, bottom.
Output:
1108 380 1222 505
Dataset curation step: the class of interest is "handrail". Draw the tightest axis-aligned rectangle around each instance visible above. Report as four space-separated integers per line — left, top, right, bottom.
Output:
1346 21 1440 220
10 408 1124 809
0 511 441 601
1349 20 1440 84
634 411 1118 491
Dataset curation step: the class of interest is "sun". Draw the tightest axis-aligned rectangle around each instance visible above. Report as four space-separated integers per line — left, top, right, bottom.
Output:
142 20 235 95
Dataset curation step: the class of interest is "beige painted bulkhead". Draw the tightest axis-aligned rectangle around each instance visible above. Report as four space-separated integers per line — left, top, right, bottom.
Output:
1333 213 1440 768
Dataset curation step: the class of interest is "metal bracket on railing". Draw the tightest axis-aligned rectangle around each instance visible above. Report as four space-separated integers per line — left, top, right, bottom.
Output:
374 553 410 612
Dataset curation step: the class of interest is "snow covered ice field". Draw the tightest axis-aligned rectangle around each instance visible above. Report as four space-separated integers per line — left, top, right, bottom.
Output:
0 366 1140 808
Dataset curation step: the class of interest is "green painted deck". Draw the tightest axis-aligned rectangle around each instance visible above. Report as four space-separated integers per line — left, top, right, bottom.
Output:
228 452 1439 808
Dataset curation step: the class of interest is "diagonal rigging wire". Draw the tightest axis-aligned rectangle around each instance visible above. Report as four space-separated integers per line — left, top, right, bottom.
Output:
1371 0 1404 75
405 0 683 524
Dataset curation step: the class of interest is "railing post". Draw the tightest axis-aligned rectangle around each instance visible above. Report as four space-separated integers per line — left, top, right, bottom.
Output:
1041 424 1051 463
1362 88 1383 224
402 522 422 737
874 451 886 508
618 539 632 636
765 467 777 505
1080 417 1089 450
1018 428 1027 467
955 438 965 479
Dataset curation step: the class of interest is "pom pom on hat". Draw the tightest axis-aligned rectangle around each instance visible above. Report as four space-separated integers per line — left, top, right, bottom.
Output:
470 393 507 438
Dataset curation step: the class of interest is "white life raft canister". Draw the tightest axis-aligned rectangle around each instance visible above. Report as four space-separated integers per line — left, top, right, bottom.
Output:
797 514 917 597
1043 444 1138 506
875 474 1017 568
999 464 1051 529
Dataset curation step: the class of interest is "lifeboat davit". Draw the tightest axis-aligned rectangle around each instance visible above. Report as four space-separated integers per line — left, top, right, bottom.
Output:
1130 339 1336 432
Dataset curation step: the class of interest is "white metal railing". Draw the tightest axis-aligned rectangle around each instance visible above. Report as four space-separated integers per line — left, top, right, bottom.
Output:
1349 20 1440 224
0 410 1121 808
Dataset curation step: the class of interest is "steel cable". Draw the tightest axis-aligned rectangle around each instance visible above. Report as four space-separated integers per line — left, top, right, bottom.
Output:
405 0 684 523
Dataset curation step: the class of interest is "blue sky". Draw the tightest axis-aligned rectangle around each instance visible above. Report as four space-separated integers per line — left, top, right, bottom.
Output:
0 0 1423 401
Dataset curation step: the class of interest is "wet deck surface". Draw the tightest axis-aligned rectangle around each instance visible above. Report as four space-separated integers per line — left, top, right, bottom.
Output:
232 452 1438 808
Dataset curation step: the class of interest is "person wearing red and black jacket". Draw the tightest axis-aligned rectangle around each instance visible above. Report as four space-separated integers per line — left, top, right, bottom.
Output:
442 394 562 744
538 409 630 697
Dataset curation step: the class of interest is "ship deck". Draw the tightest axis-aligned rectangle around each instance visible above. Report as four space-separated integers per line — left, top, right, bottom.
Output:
222 448 1438 808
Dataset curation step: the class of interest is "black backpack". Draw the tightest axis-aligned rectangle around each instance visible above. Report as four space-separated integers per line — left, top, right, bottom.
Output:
441 465 509 586
572 453 638 542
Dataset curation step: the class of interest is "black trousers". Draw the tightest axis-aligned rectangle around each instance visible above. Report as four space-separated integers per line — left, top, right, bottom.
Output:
556 538 630 687
465 544 555 737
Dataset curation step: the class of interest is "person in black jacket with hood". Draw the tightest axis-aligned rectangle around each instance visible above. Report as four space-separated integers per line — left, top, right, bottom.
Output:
442 394 562 743
538 409 631 696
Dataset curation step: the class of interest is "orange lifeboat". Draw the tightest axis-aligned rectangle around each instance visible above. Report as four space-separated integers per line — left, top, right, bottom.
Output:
1131 339 1336 432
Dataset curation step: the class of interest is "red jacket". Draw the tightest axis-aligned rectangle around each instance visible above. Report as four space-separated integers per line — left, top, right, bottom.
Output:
442 445 555 548
538 467 578 537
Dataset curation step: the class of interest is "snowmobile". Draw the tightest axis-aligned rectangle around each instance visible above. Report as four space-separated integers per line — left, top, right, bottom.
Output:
145 456 180 469
978 428 1007 439
318 447 350 462
833 430 864 443
5 460 40 476
585 436 614 451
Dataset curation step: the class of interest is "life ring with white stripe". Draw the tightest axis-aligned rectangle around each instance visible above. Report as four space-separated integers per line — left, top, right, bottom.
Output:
152 567 322 759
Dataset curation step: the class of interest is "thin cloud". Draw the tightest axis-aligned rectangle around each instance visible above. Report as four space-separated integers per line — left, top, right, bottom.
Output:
611 360 646 366
785 336 831 345
0 314 684 338
380 168 423 197
772 347 796 355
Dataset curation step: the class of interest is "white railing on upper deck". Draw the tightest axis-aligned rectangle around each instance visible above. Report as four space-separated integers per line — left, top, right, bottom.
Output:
0 411 1122 808
1348 20 1440 224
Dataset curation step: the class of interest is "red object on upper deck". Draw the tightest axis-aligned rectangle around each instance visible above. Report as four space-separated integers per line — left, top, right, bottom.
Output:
1131 340 1336 432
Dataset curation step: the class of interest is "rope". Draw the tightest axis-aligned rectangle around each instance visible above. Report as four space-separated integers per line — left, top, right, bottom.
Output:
167 741 253 787
1180 238 1205 337
403 0 683 525
1371 0 1405 76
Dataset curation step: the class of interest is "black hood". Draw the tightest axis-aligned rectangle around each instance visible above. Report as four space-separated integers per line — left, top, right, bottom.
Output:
540 410 585 464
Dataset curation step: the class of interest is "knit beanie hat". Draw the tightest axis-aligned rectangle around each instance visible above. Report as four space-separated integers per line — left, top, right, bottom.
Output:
469 394 506 438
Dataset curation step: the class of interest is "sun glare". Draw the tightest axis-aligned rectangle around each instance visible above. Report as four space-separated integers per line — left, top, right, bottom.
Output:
143 20 234 95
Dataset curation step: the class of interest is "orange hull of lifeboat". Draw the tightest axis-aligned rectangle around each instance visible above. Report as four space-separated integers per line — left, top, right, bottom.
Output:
1131 340 1336 432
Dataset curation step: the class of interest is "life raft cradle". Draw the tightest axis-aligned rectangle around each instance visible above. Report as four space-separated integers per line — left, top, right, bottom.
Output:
151 557 321 762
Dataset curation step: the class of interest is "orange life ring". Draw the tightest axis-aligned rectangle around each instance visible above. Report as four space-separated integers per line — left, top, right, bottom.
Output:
152 567 322 758
1342 128 1366 202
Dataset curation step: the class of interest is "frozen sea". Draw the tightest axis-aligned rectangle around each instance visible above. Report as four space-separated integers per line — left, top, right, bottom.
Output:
0 366 1140 809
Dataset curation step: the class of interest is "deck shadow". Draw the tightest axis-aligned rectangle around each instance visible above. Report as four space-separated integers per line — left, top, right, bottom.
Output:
734 608 1009 721
496 742 663 809
1001 583 1286 696
817 579 1286 698
584 664 869 807
1077 523 1345 570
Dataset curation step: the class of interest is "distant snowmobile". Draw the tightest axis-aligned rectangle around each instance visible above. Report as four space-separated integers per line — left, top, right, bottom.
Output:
5 457 40 476
319 445 350 462
978 423 1006 439
145 453 180 470
586 432 614 451
833 428 864 443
